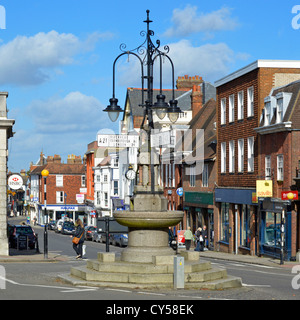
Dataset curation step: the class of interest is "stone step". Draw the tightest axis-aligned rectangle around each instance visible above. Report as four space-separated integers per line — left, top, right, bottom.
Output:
58 272 242 290
71 265 227 285
86 259 211 274
185 268 227 283
185 275 242 290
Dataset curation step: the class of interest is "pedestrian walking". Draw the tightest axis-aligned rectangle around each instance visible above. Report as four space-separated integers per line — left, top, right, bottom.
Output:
72 219 85 259
184 227 193 250
194 227 202 252
202 225 208 250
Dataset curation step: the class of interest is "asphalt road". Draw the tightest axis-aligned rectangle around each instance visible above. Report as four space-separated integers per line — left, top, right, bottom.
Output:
2 220 300 302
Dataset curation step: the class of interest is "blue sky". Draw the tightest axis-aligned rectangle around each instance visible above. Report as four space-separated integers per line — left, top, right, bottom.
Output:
3 0 300 172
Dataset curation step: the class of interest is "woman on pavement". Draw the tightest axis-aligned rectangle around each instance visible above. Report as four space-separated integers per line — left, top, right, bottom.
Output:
72 219 85 259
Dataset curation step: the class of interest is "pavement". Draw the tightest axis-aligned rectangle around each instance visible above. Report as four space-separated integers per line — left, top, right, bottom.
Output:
3 216 299 267
0 245 299 268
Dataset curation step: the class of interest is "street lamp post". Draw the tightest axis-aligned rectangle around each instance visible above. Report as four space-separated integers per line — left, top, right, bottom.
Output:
104 9 182 195
41 169 49 259
103 10 184 263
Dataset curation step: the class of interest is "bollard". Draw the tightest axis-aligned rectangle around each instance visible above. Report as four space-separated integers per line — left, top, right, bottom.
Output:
36 233 40 253
174 256 184 289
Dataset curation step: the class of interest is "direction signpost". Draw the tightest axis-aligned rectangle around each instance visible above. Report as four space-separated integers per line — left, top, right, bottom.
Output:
97 134 139 148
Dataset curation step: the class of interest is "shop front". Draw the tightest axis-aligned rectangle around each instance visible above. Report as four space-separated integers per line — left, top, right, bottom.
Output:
259 198 292 261
183 191 214 249
40 204 86 225
214 188 258 256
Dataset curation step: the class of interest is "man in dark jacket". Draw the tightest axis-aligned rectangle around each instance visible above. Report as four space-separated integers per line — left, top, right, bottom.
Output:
72 219 85 259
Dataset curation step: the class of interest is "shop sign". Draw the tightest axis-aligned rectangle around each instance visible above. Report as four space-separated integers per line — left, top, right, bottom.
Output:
8 174 23 190
256 180 272 197
281 190 298 201
252 192 258 203
177 230 185 246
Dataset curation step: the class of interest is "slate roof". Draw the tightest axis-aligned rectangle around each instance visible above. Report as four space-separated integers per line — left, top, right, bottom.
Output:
259 79 300 129
124 88 192 118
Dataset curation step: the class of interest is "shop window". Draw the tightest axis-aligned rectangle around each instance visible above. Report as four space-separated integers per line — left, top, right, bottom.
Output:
220 203 229 243
265 212 281 247
240 205 251 248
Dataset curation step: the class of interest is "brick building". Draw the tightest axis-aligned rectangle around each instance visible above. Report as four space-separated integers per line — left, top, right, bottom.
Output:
30 154 86 224
182 97 216 249
255 79 300 260
214 60 300 257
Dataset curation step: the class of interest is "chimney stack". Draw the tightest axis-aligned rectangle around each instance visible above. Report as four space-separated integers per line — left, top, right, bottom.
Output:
176 75 203 91
191 84 203 117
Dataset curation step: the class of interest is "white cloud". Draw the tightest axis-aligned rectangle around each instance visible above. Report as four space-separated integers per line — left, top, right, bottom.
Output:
27 91 105 133
117 39 241 86
168 40 235 82
8 91 120 171
0 30 105 86
164 5 239 38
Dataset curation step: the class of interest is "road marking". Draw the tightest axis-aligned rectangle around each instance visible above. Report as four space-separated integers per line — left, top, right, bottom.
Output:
137 291 166 296
243 283 271 287
60 288 97 293
0 275 97 293
230 263 246 267
105 288 132 293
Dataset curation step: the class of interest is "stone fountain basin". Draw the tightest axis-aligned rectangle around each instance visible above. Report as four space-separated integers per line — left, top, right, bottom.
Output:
113 210 183 228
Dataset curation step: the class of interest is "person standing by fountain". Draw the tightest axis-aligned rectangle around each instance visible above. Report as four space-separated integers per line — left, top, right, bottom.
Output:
184 227 193 251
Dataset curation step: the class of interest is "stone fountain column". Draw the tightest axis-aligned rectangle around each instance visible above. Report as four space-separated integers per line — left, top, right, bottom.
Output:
114 147 183 263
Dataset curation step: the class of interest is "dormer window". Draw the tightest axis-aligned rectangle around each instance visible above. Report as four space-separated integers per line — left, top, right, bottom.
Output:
265 101 271 126
276 97 283 123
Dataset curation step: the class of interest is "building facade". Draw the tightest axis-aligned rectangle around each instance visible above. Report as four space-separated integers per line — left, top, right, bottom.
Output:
29 154 86 225
214 60 300 257
255 79 300 260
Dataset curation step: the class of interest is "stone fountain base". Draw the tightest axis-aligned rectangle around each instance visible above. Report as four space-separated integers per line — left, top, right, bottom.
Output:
58 209 242 290
114 210 183 263
58 251 242 290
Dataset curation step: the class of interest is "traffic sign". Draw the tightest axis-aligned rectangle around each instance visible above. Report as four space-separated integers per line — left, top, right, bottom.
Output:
176 187 183 197
97 134 139 148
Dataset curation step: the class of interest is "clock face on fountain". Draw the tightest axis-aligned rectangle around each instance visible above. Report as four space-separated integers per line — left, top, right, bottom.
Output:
125 168 136 180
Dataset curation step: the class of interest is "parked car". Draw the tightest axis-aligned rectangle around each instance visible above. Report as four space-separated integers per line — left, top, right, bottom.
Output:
55 219 64 233
111 233 128 247
61 221 75 235
48 221 56 230
101 232 112 244
92 231 102 243
8 225 37 249
85 226 96 241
